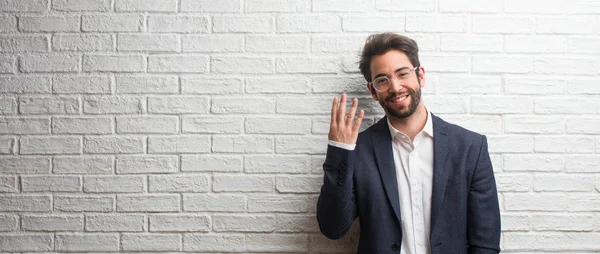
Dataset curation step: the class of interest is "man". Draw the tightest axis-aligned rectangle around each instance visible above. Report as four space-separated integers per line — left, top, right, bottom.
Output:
316 32 501 254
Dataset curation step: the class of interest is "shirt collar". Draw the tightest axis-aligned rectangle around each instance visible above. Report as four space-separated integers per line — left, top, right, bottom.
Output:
387 109 434 139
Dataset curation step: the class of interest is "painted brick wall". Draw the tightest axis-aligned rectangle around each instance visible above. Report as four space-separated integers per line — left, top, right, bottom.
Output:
1 0 599 252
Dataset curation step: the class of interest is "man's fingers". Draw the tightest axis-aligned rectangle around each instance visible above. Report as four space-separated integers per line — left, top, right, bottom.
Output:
352 110 364 132
346 98 358 126
331 96 338 125
337 94 346 124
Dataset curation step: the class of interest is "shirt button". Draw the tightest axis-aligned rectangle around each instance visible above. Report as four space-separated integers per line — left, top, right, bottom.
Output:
391 243 400 251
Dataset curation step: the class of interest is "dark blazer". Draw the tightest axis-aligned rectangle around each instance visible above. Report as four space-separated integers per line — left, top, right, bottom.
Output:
317 114 501 254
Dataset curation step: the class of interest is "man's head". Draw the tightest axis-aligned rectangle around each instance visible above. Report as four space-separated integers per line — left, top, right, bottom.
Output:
359 33 425 120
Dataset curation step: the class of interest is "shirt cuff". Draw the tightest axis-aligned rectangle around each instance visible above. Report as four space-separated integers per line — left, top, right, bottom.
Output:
328 140 356 150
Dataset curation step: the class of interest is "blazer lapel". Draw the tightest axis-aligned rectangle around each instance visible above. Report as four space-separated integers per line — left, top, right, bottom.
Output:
371 116 402 224
430 114 451 234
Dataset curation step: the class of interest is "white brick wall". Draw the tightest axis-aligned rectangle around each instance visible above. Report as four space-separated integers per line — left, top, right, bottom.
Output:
0 0 598 253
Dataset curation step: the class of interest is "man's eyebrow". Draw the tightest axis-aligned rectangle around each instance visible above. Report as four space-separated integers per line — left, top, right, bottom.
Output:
372 66 411 80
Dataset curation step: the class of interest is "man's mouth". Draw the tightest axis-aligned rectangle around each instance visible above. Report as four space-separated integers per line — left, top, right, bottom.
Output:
389 94 409 103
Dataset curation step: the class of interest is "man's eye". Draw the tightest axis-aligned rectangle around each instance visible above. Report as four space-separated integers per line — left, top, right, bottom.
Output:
399 72 409 77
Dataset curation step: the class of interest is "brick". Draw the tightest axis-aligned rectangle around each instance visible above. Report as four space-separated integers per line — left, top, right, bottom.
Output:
501 214 531 231
0 0 48 12
213 16 271 33
0 16 17 32
0 156 50 174
117 194 179 212
505 116 565 134
84 136 145 154
533 215 594 231
212 97 275 113
276 96 331 114
54 195 114 212
487 135 533 153
276 57 339 74
246 234 308 252
211 56 272 74
149 214 210 232
55 233 119 252
184 234 245 252
116 155 178 174
0 76 51 93
535 98 596 115
22 175 80 192
472 15 533 34
504 154 564 172
0 194 51 211
52 0 111 11
54 156 113 174
0 234 53 252
83 54 145 72
19 53 79 73
495 173 531 192
148 55 208 73
181 0 241 12
247 35 308 53
149 175 210 192
117 34 179 52
53 76 111 94
82 14 143 32
406 14 467 32
148 136 210 154
420 54 469 72
505 0 600 14
441 35 502 52
504 76 565 95
472 55 532 74
84 175 144 193
342 15 405 32
22 215 83 231
276 176 321 193
276 214 318 232
148 15 208 33
20 136 81 155
86 214 145 232
183 194 245 212
18 15 79 32
0 96 16 114
182 116 242 134
116 116 178 134
181 77 243 94
535 57 598 75
0 117 49 134
506 35 565 53
567 118 600 134
566 155 600 172
245 155 310 174
534 174 594 192
0 175 17 192
537 17 597 34
122 233 181 251
425 96 469 113
148 96 209 114
0 214 18 231
314 0 373 12
438 75 501 94
0 54 15 73
245 117 310 134
471 96 533 114
182 35 243 52
213 136 273 153
246 0 307 12
52 117 112 134
247 77 310 94
276 136 326 154
213 175 273 192
213 215 275 232
566 37 600 53
248 195 310 212
312 35 365 53
116 75 178 94
440 0 501 12
535 136 595 153
567 194 600 212
277 15 341 33
0 35 47 52
181 155 242 172
116 0 177 12
0 137 14 154
376 0 434 11
504 193 567 211
52 34 113 51
19 96 79 114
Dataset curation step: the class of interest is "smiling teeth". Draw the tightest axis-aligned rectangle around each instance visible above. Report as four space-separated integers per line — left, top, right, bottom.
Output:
392 95 408 102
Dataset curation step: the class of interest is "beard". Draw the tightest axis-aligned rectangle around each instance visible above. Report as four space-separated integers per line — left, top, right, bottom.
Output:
377 85 421 119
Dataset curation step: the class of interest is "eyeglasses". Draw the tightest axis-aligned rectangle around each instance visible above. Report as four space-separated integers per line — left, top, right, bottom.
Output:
369 66 419 92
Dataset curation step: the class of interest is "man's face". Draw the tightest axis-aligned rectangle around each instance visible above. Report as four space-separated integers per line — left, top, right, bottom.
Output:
368 50 424 120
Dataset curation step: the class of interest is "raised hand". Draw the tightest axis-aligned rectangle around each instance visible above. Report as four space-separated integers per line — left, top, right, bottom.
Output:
328 94 364 145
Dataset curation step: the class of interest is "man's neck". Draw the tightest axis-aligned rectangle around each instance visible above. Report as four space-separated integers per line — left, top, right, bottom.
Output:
388 105 428 141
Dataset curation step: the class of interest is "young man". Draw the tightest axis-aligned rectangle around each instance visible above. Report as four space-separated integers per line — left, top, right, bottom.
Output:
317 32 501 254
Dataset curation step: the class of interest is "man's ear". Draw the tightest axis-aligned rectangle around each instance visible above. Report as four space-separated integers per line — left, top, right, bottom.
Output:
417 66 425 88
367 83 378 101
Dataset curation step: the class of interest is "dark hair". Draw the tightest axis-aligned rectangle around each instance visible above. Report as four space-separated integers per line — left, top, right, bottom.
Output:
359 32 420 82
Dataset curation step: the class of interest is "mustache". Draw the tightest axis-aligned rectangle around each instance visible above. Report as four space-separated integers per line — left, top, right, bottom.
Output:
385 87 417 100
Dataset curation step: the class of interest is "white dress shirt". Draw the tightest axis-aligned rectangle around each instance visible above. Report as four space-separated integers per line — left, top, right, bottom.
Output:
328 110 434 254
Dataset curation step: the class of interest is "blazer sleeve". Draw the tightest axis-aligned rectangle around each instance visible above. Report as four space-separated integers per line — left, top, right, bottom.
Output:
316 144 357 240
467 135 501 254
